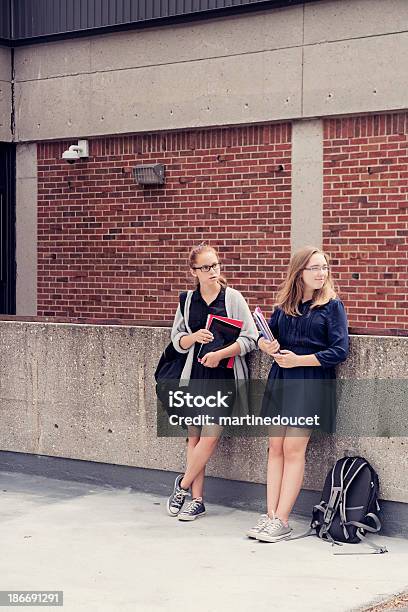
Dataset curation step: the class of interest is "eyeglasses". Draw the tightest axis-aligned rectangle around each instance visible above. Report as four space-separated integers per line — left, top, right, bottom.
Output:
192 262 221 273
304 265 329 273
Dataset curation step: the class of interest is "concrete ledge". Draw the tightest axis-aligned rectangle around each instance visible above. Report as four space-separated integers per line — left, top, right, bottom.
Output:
0 451 406 538
0 320 407 507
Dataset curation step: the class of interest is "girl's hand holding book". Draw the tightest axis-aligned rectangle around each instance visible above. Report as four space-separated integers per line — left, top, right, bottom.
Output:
259 337 280 355
199 351 221 368
272 350 299 369
193 329 214 344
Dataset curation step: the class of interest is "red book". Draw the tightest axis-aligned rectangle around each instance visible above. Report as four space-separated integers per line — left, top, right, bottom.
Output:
197 314 243 368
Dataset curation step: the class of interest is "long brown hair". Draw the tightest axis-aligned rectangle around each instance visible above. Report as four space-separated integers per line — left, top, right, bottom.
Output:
189 242 228 288
275 246 336 316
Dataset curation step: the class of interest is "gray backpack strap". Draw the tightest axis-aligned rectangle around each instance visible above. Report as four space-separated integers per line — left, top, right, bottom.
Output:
287 526 315 542
333 513 387 555
346 512 381 534
339 458 369 539
319 458 351 538
333 537 388 555
287 503 327 542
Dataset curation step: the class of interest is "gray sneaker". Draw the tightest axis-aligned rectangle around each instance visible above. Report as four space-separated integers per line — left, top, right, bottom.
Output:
178 497 206 521
256 518 293 542
246 514 270 539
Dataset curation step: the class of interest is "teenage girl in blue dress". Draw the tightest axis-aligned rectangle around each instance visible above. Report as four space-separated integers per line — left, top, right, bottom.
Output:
246 246 349 542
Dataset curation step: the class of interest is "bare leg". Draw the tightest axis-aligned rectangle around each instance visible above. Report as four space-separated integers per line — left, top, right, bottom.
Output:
275 428 312 524
266 427 286 517
186 427 205 499
180 425 222 490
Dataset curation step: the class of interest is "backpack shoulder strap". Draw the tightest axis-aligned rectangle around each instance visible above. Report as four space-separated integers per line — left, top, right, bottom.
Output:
179 291 188 317
321 458 352 530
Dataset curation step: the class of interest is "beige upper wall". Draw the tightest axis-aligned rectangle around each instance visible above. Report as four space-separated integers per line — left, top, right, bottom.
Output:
11 0 408 141
0 46 11 81
0 46 12 141
304 0 408 43
303 32 408 117
14 6 304 79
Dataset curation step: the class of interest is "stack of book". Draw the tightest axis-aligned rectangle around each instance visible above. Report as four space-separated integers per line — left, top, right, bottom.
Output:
253 306 275 341
197 315 243 368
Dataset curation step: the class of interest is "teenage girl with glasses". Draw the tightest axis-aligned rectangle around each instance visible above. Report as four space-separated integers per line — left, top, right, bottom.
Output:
246 246 349 542
166 242 258 521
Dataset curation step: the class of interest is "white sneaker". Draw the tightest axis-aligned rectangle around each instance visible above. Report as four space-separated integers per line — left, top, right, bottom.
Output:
246 514 271 539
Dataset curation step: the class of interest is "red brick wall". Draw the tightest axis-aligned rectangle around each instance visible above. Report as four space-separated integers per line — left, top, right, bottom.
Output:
37 116 407 333
323 113 408 333
37 124 292 322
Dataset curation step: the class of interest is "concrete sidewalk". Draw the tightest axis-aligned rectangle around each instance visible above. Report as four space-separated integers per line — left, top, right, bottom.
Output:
0 471 407 612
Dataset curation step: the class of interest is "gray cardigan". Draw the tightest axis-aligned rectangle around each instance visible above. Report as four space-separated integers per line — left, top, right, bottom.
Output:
171 286 258 386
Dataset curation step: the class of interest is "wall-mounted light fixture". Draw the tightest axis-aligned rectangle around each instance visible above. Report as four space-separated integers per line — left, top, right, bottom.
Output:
133 164 165 185
62 140 89 164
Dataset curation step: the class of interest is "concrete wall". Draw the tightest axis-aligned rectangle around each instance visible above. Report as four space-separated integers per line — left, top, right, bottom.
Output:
0 45 11 141
0 320 406 504
12 0 408 142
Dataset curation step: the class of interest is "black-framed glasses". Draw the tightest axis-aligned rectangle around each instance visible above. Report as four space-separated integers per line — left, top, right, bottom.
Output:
303 265 329 273
192 262 221 273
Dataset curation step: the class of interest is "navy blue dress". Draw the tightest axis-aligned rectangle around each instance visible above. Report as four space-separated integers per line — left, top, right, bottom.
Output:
260 298 349 433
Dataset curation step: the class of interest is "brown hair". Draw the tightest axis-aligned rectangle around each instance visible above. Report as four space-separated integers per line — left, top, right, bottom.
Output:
275 246 337 316
189 242 228 288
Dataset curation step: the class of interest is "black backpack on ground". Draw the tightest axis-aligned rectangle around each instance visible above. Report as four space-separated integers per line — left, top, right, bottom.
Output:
292 456 388 554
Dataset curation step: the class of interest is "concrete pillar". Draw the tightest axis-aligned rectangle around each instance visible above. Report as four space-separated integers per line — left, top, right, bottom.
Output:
291 119 323 252
16 143 37 315
0 46 12 142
